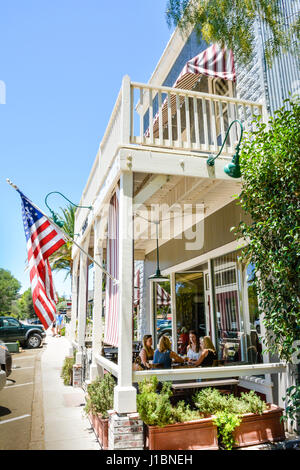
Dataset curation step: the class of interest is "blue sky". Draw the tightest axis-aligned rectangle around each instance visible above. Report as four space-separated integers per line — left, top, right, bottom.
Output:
0 1 173 298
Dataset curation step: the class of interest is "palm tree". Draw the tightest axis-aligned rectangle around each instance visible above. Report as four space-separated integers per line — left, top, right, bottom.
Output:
49 204 76 280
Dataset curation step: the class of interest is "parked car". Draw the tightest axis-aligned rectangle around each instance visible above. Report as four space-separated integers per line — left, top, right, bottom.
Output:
25 318 44 326
0 317 46 349
0 341 12 377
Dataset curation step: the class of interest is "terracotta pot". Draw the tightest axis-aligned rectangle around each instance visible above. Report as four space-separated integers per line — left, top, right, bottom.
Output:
233 404 285 448
88 413 109 450
146 417 218 450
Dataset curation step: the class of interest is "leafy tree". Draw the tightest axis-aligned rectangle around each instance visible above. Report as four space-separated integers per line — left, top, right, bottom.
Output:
235 97 300 361
166 0 299 66
49 204 75 280
0 268 21 315
17 288 35 320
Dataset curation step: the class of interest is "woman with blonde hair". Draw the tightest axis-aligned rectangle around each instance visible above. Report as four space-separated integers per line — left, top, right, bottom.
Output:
139 334 154 369
153 335 185 369
193 336 217 367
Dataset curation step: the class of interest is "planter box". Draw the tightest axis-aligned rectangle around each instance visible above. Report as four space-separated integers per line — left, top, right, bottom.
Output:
145 417 218 450
233 404 285 448
89 412 109 450
5 342 19 353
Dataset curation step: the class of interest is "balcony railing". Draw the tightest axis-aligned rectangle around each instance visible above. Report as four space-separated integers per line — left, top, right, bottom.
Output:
74 76 266 237
130 81 265 155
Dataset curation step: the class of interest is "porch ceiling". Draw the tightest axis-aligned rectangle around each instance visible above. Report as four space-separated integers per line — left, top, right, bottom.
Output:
133 173 241 254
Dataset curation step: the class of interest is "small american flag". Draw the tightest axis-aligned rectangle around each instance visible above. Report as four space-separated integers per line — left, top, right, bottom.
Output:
18 190 66 329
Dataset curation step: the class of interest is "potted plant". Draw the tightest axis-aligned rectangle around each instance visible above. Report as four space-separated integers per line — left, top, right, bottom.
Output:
60 355 75 386
84 373 115 450
137 376 218 450
193 388 285 449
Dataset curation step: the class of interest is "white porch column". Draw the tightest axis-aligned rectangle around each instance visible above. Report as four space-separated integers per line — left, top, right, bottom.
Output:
69 254 79 351
90 218 104 381
114 171 136 413
76 236 90 365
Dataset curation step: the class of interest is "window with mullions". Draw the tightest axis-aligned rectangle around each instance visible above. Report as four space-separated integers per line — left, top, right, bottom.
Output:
212 252 262 365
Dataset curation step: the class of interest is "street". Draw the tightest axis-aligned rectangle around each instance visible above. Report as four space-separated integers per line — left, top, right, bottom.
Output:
0 344 45 450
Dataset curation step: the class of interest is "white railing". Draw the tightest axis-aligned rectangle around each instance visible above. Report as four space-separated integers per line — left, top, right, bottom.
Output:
74 76 266 235
130 81 265 155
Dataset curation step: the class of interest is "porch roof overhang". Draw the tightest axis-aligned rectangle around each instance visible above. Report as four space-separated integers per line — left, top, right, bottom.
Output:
72 144 242 260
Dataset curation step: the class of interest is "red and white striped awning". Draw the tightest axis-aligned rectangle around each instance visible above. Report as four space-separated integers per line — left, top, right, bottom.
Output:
146 44 235 137
174 44 236 89
104 189 119 347
156 283 171 307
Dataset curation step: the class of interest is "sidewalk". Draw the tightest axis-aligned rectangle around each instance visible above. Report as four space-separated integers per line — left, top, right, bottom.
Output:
40 331 100 450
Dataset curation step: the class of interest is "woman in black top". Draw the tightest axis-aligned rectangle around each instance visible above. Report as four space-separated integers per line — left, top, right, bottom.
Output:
193 336 217 367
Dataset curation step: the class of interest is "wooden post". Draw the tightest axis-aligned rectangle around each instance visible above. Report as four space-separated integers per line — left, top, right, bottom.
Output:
70 254 79 346
76 237 90 364
114 171 136 413
90 217 104 380
121 75 131 146
170 272 178 353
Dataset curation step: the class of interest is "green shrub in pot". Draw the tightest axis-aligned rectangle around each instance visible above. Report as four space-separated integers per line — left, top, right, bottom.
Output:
84 373 115 418
137 376 202 427
194 388 267 449
61 356 75 386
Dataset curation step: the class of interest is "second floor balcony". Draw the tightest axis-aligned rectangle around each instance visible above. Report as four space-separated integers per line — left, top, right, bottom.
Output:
75 75 266 238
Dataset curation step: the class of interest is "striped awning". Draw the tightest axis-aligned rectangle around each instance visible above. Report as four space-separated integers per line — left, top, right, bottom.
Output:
174 44 236 89
146 44 235 137
104 189 119 347
156 283 171 306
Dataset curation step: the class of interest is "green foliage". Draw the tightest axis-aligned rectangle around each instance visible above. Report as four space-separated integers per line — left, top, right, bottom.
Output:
49 204 75 280
137 376 203 427
171 400 203 423
282 385 300 431
0 268 21 315
137 377 174 427
16 288 35 320
193 387 228 415
238 390 267 415
213 412 242 450
235 98 300 360
61 356 75 386
194 388 266 416
84 374 115 419
166 0 299 67
194 388 266 450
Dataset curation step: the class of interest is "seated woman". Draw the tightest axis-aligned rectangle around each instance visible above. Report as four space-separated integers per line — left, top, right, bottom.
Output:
153 335 185 369
186 330 201 364
193 336 217 367
139 334 154 369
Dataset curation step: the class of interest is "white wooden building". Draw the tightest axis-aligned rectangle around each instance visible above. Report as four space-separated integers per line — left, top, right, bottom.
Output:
69 22 297 419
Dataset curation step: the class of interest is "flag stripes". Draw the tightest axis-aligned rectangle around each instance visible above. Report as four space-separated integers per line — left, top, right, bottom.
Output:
18 191 66 329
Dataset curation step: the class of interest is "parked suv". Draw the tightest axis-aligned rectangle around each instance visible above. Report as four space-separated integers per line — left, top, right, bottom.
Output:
0 317 46 349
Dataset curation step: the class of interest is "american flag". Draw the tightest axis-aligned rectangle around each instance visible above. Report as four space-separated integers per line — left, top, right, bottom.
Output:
18 191 66 329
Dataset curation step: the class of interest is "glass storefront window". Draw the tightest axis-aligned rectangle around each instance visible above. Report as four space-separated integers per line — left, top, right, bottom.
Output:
175 272 206 355
212 252 262 364
153 280 172 346
213 252 244 363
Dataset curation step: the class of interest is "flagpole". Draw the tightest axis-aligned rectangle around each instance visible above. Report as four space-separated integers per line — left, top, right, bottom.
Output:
6 178 118 284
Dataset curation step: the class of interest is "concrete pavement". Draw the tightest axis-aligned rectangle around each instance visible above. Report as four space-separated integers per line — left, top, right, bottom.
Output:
38 331 100 450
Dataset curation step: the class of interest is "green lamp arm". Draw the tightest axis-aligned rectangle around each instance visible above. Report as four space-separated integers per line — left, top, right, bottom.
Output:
207 119 243 167
45 191 92 227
